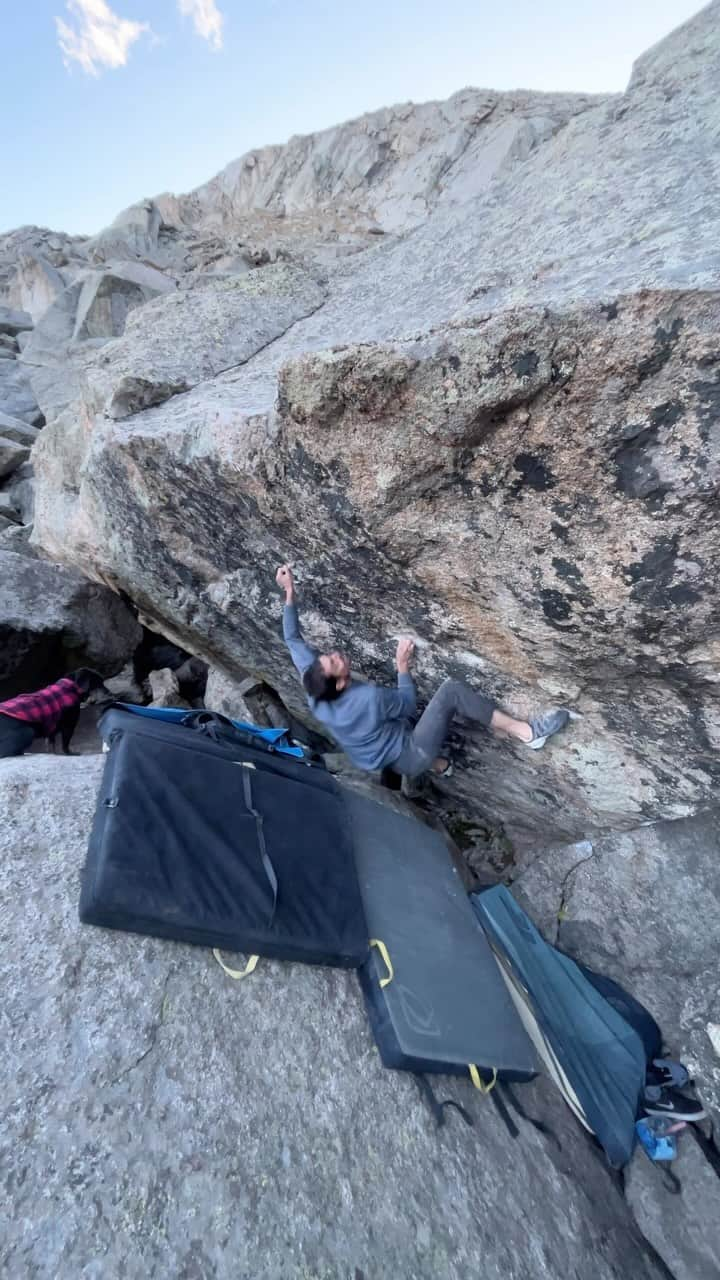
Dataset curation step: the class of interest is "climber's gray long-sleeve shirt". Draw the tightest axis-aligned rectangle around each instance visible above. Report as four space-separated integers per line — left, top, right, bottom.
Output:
283 601 416 771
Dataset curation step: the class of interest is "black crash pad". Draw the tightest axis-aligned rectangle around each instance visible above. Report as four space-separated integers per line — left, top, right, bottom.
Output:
80 710 367 967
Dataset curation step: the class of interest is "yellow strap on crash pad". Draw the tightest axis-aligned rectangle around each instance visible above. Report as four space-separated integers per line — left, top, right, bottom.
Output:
212 949 259 981
469 1064 498 1093
369 938 394 988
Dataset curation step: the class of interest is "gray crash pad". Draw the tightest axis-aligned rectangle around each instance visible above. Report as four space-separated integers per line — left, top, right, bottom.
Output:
348 791 537 1079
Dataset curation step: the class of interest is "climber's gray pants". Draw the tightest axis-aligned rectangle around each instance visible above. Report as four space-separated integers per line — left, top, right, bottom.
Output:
390 679 497 779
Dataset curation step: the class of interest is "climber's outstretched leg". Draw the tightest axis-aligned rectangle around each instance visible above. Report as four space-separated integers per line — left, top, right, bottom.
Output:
399 679 569 777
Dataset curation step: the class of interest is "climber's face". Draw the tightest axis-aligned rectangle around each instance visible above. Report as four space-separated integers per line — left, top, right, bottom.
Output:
319 651 351 687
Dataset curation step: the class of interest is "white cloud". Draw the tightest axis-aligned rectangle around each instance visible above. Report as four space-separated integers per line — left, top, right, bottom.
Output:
177 0 224 50
56 0 150 76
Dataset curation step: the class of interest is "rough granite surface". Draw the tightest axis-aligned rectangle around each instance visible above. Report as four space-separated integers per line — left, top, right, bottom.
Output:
0 754 668 1280
20 2 720 845
2 12 720 1277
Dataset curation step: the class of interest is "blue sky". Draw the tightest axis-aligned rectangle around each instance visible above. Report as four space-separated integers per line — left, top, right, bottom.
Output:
2 0 703 236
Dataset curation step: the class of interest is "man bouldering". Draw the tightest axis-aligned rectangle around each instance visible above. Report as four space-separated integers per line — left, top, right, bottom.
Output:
0 669 107 758
277 565 569 778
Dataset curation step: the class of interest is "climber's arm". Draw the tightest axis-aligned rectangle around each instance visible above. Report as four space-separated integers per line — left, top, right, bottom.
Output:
376 636 417 719
277 564 317 675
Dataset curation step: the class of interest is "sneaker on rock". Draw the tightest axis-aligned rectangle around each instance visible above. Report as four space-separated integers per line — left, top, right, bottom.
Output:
641 1085 707 1123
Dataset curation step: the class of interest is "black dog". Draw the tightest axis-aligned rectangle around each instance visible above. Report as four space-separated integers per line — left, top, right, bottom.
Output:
46 668 108 755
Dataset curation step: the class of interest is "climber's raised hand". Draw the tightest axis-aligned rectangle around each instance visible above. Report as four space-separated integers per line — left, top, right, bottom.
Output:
276 563 295 601
395 636 415 673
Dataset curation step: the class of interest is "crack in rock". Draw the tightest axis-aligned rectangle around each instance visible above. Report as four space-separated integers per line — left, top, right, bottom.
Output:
107 967 174 1087
554 841 595 945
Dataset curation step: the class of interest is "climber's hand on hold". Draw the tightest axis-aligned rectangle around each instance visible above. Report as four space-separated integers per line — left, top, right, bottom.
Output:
396 636 415 674
276 564 295 602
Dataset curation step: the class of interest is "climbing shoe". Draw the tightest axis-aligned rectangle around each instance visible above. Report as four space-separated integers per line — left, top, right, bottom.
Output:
641 1085 707 1123
526 709 570 750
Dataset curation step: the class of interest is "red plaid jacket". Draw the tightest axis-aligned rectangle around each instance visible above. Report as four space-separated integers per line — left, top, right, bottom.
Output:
0 678 82 737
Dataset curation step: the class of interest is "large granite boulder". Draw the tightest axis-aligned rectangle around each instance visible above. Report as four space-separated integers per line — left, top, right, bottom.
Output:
0 550 141 696
0 306 43 432
22 262 325 459
0 355 41 424
82 262 326 420
71 262 176 342
0 495 21 525
0 522 38 558
0 226 88 321
204 664 263 722
0 753 668 1279
25 5 720 847
16 264 175 436
30 289 720 844
1 460 35 531
19 263 175 364
0 304 33 336
147 666 191 709
0 411 40 448
7 252 67 323
0 435 29 479
84 199 163 262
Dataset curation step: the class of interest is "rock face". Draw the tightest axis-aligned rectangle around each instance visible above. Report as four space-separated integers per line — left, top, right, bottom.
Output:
87 263 324 420
28 290 720 844
0 0 714 836
166 87 603 236
0 523 38 558
0 412 40 448
102 660 145 706
0 305 33 335
0 434 29 479
147 666 190 709
204 665 262 722
14 3 717 846
0 551 141 696
3 18 720 1266
0 227 87 319
3 459 34 523
71 262 175 342
0 307 43 434
0 350 40 423
0 753 668 1279
0 299 43 559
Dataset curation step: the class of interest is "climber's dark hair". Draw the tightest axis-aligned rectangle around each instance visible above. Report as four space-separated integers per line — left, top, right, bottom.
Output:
302 658 343 703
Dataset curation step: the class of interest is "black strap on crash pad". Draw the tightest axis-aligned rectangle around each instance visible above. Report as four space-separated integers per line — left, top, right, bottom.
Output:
241 766 278 927
183 710 278 755
413 1075 474 1129
489 1086 520 1139
500 1082 561 1149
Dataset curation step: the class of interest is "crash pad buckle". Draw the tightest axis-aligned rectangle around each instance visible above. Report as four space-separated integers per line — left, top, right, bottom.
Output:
369 938 394 988
469 1064 498 1093
212 949 259 981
